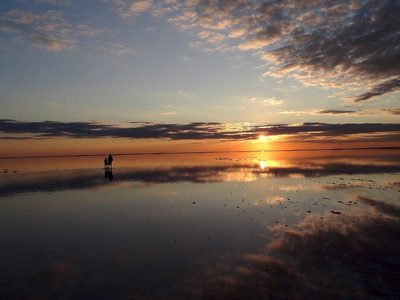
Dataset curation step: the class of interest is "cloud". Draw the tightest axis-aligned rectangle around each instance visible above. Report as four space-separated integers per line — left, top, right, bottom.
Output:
106 0 180 19
1 9 40 25
1 119 400 145
238 22 295 50
352 78 400 102
75 23 105 37
128 0 153 16
0 8 103 50
0 9 72 50
29 32 73 50
112 43 132 54
165 0 400 102
249 97 283 106
34 0 72 5
278 110 309 115
380 108 400 116
159 111 180 115
315 109 358 115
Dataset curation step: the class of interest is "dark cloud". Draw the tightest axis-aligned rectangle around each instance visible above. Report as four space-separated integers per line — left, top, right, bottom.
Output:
353 78 400 102
180 0 400 101
315 109 358 115
2 119 400 144
251 122 400 139
0 120 111 138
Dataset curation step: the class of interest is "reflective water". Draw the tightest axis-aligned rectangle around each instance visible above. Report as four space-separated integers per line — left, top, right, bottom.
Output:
1 149 400 299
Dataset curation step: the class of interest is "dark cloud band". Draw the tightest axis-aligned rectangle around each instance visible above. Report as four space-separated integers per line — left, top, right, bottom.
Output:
1 119 400 143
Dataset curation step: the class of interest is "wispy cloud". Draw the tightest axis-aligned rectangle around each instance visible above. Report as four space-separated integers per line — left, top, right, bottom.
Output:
105 0 180 19
1 119 400 144
278 110 309 115
126 0 153 17
159 112 180 116
0 9 73 50
379 108 400 116
0 7 104 50
34 0 72 6
249 97 283 106
29 32 72 50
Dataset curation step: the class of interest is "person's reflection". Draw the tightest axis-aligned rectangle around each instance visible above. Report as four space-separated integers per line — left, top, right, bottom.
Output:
105 169 113 181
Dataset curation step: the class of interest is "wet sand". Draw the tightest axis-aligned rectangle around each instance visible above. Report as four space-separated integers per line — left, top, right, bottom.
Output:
1 149 400 299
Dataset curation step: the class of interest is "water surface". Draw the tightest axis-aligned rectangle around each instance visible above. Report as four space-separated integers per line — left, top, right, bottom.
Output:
1 149 400 299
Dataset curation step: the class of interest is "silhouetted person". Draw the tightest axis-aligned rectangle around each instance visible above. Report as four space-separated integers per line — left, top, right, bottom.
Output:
108 154 113 168
104 157 108 168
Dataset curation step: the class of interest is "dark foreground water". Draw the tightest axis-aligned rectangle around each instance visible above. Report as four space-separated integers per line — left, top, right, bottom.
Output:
1 149 400 299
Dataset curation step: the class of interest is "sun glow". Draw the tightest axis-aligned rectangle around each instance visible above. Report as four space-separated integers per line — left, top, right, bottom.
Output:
258 134 266 140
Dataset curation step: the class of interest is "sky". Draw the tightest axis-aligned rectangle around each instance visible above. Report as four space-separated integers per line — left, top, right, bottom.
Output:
0 0 399 156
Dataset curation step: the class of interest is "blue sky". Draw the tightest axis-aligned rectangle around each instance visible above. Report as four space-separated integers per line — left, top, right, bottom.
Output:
0 0 399 145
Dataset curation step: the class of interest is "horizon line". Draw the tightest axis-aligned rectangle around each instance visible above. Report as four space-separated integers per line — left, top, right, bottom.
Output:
1 146 400 160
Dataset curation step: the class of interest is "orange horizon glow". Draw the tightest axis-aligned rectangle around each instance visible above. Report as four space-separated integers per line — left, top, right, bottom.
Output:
1 135 400 158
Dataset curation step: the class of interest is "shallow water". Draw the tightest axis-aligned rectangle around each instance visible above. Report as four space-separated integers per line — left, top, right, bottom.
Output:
1 149 400 299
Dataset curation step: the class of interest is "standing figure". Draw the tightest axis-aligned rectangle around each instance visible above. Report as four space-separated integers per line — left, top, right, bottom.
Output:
108 154 113 168
104 157 108 168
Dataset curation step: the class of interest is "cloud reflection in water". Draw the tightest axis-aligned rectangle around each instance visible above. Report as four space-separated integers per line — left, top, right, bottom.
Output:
182 196 400 299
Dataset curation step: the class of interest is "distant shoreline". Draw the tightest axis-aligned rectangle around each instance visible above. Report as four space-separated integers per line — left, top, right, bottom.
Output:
1 146 400 160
